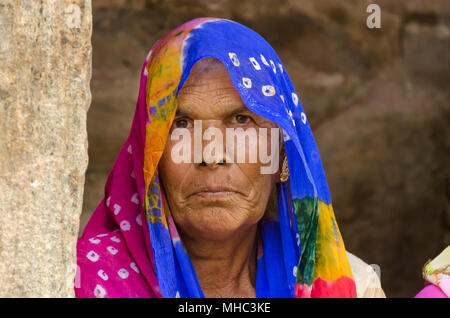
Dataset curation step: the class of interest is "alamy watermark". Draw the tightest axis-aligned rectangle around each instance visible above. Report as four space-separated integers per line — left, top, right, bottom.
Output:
366 4 381 29
170 120 281 174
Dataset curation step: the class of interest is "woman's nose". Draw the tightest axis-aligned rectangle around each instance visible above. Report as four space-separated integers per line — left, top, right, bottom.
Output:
199 159 225 167
199 146 227 167
198 122 227 167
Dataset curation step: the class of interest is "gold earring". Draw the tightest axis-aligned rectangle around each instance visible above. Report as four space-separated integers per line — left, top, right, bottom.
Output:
280 155 289 182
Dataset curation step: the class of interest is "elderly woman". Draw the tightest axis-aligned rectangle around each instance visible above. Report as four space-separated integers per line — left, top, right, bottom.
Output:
76 18 384 298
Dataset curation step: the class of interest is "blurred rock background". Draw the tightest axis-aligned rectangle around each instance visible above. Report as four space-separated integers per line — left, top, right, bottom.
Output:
80 0 449 297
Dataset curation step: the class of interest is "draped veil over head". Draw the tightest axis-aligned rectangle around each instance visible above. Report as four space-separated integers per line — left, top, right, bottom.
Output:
76 17 357 298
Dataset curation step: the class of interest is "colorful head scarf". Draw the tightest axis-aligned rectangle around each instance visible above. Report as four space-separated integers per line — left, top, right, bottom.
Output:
76 17 356 298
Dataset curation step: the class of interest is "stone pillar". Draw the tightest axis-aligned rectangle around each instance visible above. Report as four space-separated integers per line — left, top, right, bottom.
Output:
0 1 92 297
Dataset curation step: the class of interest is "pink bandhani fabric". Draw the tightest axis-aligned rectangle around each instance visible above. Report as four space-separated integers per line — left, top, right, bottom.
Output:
75 51 162 298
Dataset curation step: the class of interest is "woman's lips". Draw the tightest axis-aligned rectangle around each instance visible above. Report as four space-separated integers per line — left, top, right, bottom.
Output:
193 191 235 199
188 186 240 199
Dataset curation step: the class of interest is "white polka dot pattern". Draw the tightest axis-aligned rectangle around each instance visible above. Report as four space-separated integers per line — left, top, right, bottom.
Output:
131 193 139 205
118 268 129 279
77 230 157 298
262 85 275 97
97 269 109 281
270 60 276 74
120 220 131 231
136 214 143 226
107 246 118 255
242 77 252 88
86 250 99 263
228 52 240 66
94 284 106 298
113 204 121 215
89 237 101 244
260 54 269 66
292 93 299 106
249 57 261 70
301 112 307 124
130 262 140 274
278 63 284 73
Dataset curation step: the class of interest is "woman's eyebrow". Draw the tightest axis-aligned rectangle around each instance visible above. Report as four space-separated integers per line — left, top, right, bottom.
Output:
228 106 251 117
175 109 187 117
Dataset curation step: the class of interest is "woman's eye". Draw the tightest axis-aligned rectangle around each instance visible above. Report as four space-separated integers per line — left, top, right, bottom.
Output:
174 118 190 128
234 114 250 124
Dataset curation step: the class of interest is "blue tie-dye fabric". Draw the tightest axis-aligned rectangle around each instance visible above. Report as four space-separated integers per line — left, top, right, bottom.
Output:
146 18 338 298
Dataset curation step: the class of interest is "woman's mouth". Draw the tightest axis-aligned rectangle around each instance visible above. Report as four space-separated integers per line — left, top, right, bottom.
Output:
189 186 239 200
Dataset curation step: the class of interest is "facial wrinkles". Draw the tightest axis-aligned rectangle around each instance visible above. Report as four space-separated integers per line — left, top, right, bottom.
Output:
177 91 275 209
160 58 278 233
240 162 274 211
170 152 260 225
179 88 243 120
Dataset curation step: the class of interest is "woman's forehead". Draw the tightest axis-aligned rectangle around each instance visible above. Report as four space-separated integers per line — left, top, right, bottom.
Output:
176 57 276 127
189 56 225 73
180 58 234 89
178 62 244 114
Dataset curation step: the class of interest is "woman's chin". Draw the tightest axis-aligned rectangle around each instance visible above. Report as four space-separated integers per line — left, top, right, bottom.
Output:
180 209 250 241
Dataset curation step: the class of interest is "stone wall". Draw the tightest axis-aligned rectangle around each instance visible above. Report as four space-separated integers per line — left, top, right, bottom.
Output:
0 1 92 297
82 0 449 297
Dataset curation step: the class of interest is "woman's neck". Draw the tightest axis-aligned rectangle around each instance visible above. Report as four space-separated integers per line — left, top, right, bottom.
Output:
180 224 258 298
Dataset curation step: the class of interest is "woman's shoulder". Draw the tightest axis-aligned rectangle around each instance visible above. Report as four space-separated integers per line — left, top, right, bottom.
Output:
76 230 154 298
346 251 386 298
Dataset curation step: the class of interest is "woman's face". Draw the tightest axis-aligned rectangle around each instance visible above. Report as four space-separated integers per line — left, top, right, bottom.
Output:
158 58 279 241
